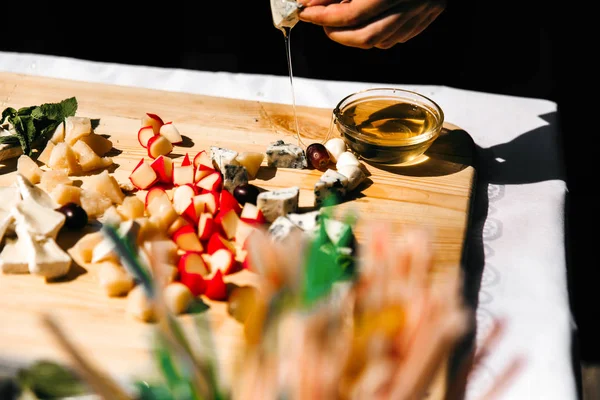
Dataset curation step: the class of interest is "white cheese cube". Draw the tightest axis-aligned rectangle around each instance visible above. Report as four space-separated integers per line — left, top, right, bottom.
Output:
0 238 29 274
287 210 321 233
336 151 361 169
337 164 367 191
324 138 347 163
223 164 249 193
266 140 307 169
210 146 239 172
314 169 348 207
268 216 302 242
257 186 300 223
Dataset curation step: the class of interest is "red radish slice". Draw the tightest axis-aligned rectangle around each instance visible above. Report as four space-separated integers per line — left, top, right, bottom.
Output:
211 248 235 275
193 150 212 169
138 126 156 148
195 164 215 183
220 190 242 215
198 213 215 241
204 270 227 300
172 225 203 252
173 165 195 186
181 153 191 166
150 155 173 184
197 172 222 192
193 192 218 215
160 122 183 144
147 135 173 159
129 159 158 190
172 184 197 214
219 209 239 240
240 203 266 225
142 113 164 134
145 186 169 208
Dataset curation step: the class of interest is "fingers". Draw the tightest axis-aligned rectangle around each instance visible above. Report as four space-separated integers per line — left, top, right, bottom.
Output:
376 4 444 48
298 0 401 27
298 0 340 6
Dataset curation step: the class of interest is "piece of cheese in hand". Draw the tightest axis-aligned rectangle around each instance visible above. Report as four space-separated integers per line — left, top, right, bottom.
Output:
266 140 307 169
271 0 302 29
256 186 300 223
0 238 29 274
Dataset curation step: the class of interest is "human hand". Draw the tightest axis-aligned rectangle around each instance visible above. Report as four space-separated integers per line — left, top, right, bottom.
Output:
298 0 446 49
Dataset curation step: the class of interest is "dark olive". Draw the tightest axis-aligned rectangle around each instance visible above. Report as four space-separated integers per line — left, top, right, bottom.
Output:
227 285 259 323
306 143 331 171
57 203 88 231
233 183 260 205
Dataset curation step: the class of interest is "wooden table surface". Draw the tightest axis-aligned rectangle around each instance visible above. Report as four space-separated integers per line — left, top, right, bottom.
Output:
0 72 476 396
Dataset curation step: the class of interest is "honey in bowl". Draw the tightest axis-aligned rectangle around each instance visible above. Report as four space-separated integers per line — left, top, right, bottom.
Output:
333 88 444 165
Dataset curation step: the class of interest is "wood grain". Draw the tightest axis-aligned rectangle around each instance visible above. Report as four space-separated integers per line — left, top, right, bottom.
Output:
0 72 476 396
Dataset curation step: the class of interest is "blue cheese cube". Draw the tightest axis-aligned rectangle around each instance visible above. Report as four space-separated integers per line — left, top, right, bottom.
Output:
257 186 300 223
268 216 302 242
314 169 348 207
223 165 249 193
210 146 239 172
266 140 307 169
287 210 321 233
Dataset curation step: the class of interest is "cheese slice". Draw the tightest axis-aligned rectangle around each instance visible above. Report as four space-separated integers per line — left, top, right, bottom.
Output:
11 196 65 240
26 236 72 279
15 173 57 209
0 186 21 212
0 237 29 274
0 210 14 243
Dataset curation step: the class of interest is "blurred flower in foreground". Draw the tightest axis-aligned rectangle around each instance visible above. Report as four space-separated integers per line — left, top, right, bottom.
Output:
37 220 524 400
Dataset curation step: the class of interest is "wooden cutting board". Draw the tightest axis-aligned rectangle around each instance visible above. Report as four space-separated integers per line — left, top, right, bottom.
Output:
0 72 476 396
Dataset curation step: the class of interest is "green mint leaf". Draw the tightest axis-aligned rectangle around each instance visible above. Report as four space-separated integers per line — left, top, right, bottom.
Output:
17 360 88 399
0 134 19 146
1 107 16 124
9 115 31 156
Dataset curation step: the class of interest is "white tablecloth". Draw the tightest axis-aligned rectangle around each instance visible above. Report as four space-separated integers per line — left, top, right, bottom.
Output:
0 51 577 399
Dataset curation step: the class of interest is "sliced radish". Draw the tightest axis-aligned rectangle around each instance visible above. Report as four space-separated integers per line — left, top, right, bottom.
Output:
160 121 183 144
197 171 222 192
204 270 227 300
173 165 195 186
138 126 156 148
220 189 242 215
150 155 173 184
145 186 169 208
193 150 212 169
142 113 164 134
147 135 173 159
129 159 158 190
219 209 239 240
181 153 191 167
198 213 215 241
211 248 235 275
172 225 203 252
194 164 215 183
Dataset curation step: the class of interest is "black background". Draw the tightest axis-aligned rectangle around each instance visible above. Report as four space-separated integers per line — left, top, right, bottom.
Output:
2 0 598 391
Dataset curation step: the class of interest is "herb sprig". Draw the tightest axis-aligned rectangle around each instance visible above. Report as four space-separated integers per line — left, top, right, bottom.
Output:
0 97 78 156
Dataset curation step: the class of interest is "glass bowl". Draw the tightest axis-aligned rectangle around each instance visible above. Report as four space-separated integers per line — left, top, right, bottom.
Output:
333 88 444 165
